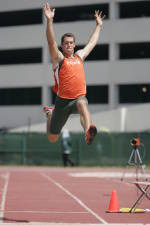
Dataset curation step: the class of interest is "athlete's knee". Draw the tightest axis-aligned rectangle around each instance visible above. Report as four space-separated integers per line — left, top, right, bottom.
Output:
77 99 87 110
47 134 59 143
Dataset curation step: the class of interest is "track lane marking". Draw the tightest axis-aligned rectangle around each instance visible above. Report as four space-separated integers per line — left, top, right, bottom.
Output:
0 223 147 225
69 172 150 178
41 172 107 224
0 172 10 223
0 210 88 214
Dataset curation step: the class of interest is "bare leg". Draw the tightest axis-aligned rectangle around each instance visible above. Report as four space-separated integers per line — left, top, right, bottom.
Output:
76 99 97 145
45 111 59 143
46 112 51 134
76 99 92 132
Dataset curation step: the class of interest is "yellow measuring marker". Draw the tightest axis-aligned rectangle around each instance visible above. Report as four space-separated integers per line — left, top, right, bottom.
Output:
120 207 145 213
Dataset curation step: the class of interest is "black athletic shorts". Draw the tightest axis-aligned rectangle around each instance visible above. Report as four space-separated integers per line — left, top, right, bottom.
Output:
50 95 88 134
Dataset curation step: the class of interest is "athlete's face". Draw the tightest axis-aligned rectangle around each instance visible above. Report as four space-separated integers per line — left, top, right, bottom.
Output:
61 37 75 56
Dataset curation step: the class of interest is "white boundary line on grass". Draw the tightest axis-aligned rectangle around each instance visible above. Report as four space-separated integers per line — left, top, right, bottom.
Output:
0 172 10 223
41 172 107 224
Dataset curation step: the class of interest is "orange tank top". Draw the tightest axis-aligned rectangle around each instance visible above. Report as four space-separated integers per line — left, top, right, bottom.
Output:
57 54 86 99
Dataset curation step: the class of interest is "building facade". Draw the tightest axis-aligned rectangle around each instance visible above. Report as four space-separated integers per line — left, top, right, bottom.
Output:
0 0 150 129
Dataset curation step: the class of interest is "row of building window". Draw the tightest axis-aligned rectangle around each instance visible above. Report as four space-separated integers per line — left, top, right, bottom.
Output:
0 48 42 65
0 84 150 105
0 88 41 105
0 1 149 27
0 42 150 65
0 9 42 27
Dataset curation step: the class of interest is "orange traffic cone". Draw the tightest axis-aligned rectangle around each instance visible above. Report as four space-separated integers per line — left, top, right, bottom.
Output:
107 190 120 213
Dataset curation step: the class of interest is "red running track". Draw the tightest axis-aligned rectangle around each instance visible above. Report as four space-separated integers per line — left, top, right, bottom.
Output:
0 166 149 224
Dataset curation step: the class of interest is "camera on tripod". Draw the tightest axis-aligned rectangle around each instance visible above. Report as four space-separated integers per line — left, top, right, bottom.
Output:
130 137 140 149
121 136 147 181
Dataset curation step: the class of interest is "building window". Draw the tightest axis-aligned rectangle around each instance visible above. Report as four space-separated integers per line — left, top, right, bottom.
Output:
58 44 109 61
119 84 150 103
53 4 109 23
0 88 41 105
0 9 42 27
119 42 150 59
0 48 42 65
119 1 150 19
76 45 109 61
51 85 108 104
87 85 108 104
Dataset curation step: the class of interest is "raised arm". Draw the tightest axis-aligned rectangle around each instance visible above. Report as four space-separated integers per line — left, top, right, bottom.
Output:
76 10 105 61
43 3 63 63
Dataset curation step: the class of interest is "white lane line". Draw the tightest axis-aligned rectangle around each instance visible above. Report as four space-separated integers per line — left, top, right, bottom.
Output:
69 172 150 178
0 172 10 223
41 173 107 224
0 210 88 214
0 223 147 225
0 223 96 225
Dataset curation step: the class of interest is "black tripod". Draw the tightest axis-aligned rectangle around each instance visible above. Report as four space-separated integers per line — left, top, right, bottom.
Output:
121 141 147 181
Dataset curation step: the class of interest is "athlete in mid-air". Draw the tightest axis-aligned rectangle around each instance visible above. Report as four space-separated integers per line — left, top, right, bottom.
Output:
43 2 105 145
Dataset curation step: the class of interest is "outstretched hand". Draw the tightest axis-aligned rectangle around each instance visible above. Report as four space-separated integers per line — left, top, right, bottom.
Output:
94 10 105 27
43 2 55 20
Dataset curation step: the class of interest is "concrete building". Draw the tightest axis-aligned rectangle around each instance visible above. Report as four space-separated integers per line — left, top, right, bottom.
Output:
0 0 150 130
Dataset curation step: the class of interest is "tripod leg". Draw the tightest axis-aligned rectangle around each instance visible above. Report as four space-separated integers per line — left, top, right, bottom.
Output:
135 150 139 181
128 150 135 164
135 165 139 181
136 149 143 164
121 165 129 181
121 150 135 181
136 149 147 181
